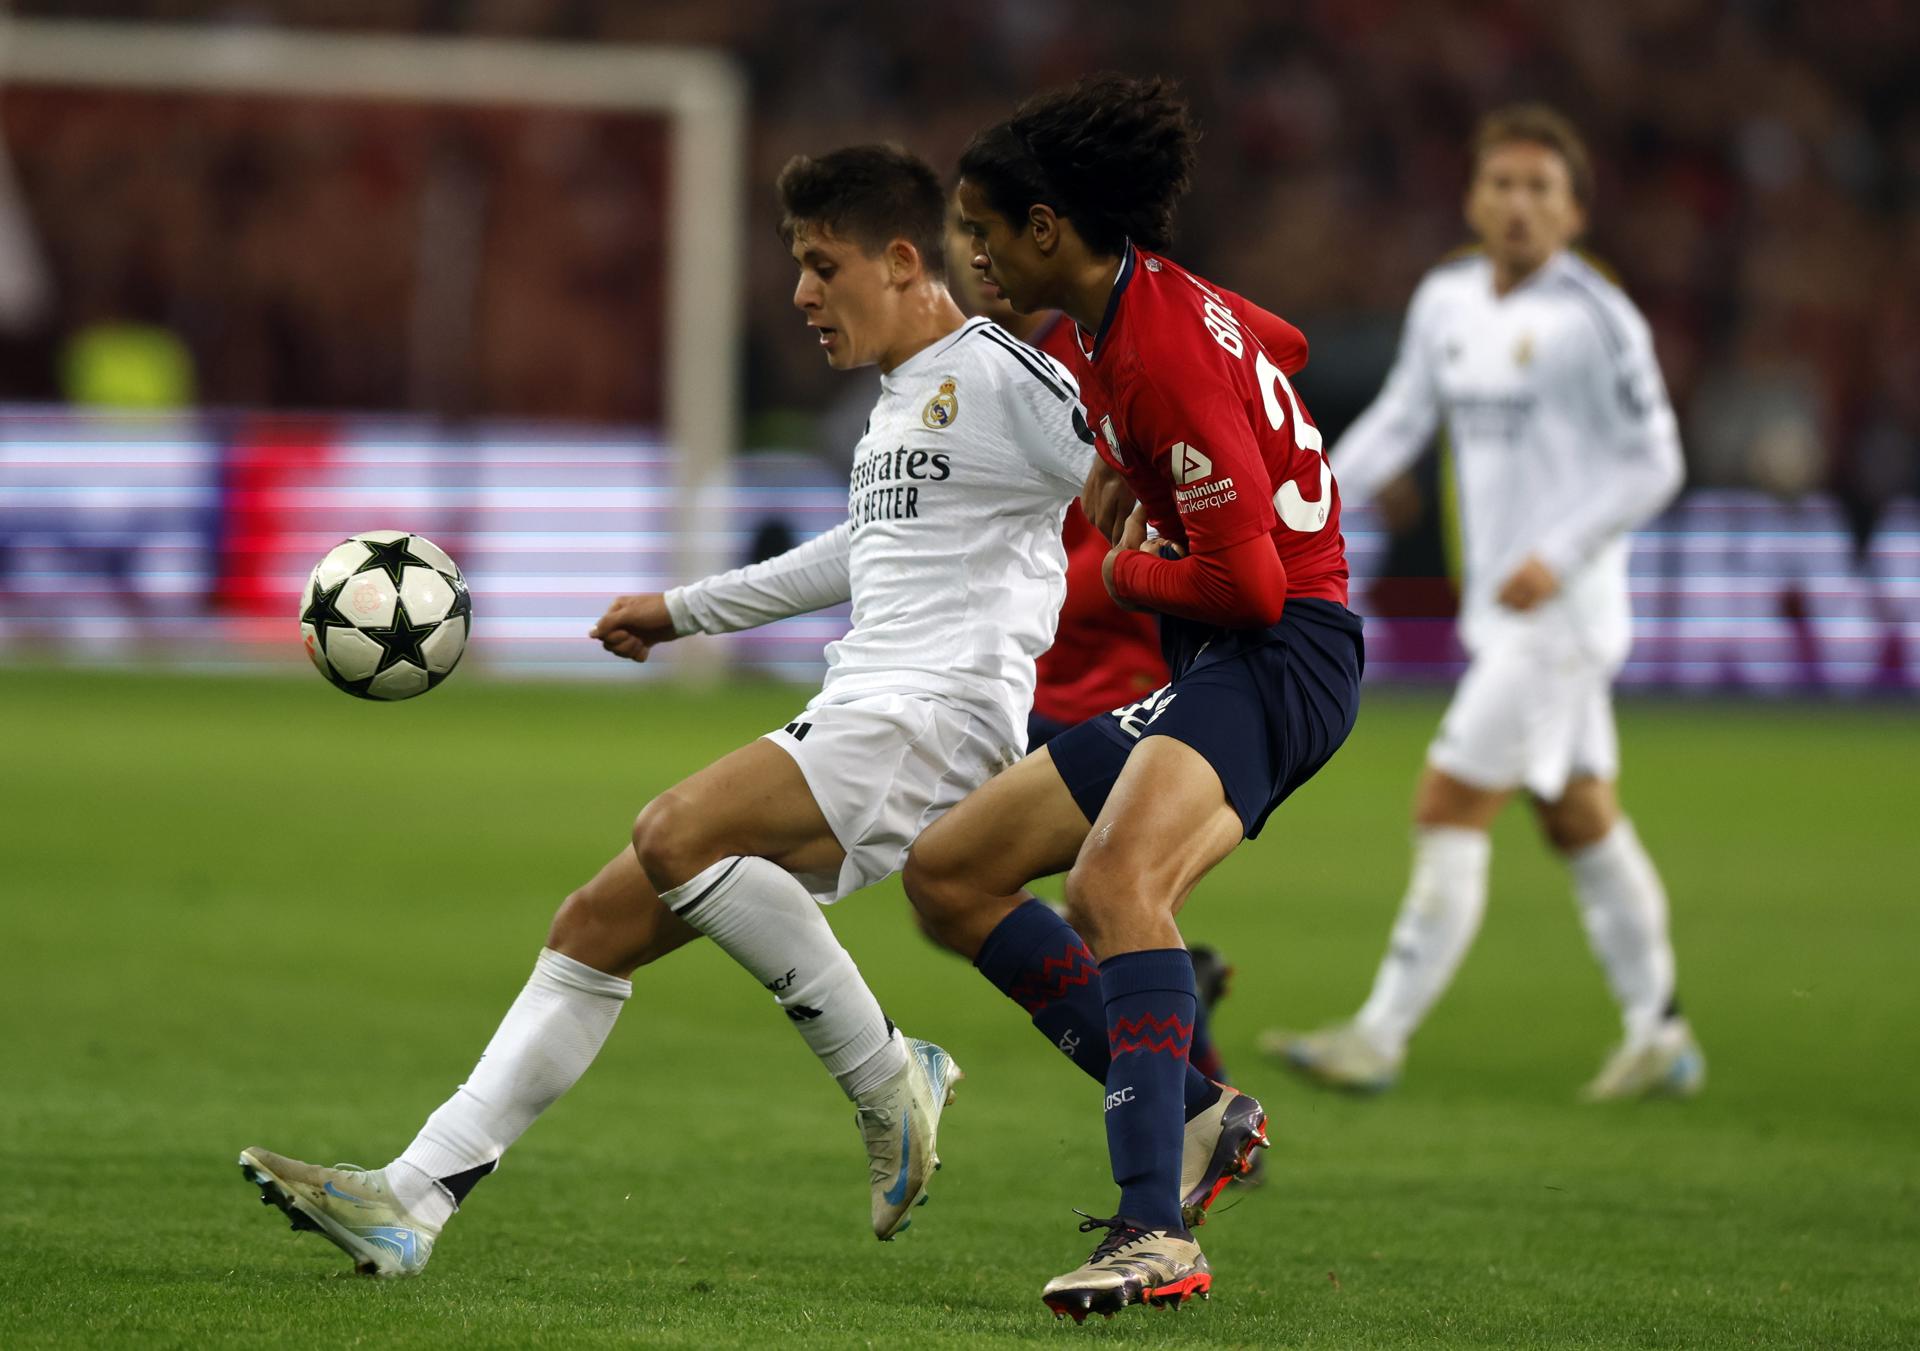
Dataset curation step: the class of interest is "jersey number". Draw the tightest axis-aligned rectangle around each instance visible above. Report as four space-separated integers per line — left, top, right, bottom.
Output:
1197 282 1332 535
1254 349 1331 533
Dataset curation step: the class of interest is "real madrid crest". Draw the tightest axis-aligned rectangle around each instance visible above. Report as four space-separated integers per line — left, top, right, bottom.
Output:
922 378 959 430
1514 333 1534 368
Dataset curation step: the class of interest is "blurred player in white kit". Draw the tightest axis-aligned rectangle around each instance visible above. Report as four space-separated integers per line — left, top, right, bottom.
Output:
1267 106 1704 1101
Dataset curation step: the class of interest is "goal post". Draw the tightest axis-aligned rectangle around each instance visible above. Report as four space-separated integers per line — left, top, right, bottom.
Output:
0 17 747 668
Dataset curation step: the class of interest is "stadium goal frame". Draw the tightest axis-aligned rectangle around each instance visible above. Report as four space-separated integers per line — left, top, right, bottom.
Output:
0 17 747 625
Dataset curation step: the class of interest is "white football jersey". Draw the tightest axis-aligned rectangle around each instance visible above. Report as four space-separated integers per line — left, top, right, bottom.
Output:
1333 250 1684 666
668 316 1094 750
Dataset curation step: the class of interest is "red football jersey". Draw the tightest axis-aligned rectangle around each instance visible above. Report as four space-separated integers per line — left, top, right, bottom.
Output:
1025 311 1169 722
1077 247 1348 612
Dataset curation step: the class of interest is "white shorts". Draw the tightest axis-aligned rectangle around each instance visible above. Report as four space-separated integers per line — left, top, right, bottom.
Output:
764 693 1018 904
1427 635 1620 801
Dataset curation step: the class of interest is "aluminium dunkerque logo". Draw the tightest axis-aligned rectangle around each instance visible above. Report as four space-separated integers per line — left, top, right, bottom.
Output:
1172 442 1214 486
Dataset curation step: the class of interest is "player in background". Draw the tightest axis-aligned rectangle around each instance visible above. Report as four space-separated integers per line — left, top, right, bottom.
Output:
941 221 1261 1102
1264 106 1700 1101
904 76 1363 1319
236 145 1096 1276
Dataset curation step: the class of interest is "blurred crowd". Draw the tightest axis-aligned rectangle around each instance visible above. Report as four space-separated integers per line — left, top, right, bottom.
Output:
0 84 669 422
5 0 1918 524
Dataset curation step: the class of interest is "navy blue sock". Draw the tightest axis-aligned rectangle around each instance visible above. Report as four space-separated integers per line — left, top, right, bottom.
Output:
1101 948 1197 1233
975 902 1221 1119
975 898 1107 1080
1191 1001 1228 1083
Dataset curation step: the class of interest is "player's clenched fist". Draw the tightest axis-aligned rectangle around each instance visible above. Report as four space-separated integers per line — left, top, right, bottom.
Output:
1081 457 1137 545
1102 505 1185 611
590 593 678 662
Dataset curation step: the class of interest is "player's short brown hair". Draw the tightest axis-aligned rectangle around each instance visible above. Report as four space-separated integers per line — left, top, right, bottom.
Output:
777 144 947 280
1471 104 1594 208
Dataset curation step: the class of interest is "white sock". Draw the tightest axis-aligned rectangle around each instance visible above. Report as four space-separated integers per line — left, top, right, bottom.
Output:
1568 818 1677 1048
1354 826 1493 1057
388 947 631 1225
660 855 906 1101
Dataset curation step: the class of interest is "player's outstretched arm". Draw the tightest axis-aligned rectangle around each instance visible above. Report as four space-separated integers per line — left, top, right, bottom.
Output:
592 522 855 662
671 520 853 631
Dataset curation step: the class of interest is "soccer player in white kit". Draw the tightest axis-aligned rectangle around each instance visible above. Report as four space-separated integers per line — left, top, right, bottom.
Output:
1266 106 1704 1101
237 145 1097 1275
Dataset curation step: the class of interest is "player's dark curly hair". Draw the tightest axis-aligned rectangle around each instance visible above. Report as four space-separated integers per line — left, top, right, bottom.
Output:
958 74 1197 256
777 144 947 280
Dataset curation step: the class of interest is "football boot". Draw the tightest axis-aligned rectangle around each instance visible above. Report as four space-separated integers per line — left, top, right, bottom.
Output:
1581 1018 1706 1102
856 1036 962 1239
1179 1084 1269 1227
239 1147 439 1277
1260 1021 1403 1094
1041 1212 1211 1321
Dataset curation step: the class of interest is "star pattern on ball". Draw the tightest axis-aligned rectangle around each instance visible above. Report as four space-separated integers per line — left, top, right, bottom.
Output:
301 577 351 647
365 596 438 673
353 534 422 589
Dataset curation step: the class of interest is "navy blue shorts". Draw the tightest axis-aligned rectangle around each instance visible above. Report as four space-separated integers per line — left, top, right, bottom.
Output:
1027 710 1076 750
1046 599 1365 838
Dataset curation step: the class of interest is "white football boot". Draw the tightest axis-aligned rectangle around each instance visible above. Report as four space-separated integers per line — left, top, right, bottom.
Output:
1041 1213 1211 1321
1261 1021 1403 1093
1581 1018 1706 1102
239 1147 441 1277
856 1036 963 1240
1179 1085 1270 1228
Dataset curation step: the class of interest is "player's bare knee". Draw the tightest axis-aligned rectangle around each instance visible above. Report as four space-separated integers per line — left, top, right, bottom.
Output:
1541 814 1603 855
1414 767 1506 831
1061 890 1135 956
1062 858 1154 952
899 848 942 916
1537 794 1614 855
1060 889 1104 952
910 903 948 949
631 792 714 891
901 848 972 949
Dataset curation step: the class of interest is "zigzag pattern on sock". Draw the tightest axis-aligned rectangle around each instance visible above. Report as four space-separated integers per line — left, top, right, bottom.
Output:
1110 1011 1195 1058
1008 941 1099 1013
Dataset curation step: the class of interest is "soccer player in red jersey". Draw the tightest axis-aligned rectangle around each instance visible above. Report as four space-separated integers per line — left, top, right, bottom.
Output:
943 227 1275 1101
902 76 1364 1318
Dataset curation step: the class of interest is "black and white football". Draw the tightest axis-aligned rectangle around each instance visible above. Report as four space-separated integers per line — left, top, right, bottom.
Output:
299 531 470 700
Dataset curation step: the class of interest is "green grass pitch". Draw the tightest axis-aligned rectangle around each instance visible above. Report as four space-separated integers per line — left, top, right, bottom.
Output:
2 668 1916 1348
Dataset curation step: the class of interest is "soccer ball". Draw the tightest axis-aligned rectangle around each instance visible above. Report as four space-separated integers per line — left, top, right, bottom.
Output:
299 530 471 700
